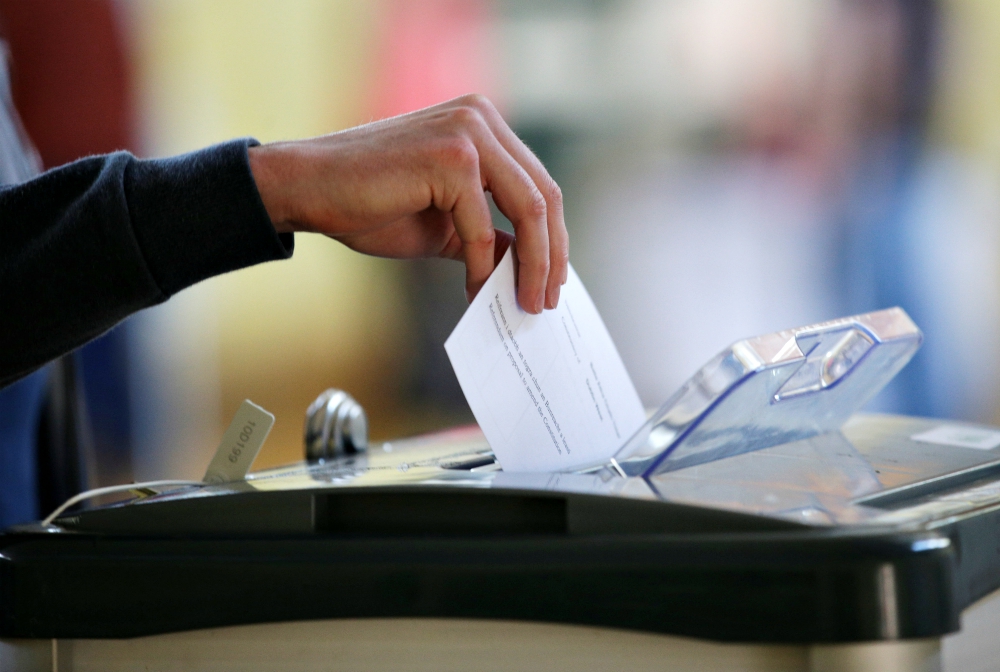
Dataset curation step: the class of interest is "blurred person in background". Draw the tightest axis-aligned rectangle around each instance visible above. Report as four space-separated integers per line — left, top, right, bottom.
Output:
827 0 1000 421
574 0 1000 420
0 7 567 529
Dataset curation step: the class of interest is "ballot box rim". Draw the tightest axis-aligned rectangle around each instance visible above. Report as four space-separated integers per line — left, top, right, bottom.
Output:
0 511 964 644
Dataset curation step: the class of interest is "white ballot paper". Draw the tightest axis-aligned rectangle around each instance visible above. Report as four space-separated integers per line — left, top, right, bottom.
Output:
445 247 645 472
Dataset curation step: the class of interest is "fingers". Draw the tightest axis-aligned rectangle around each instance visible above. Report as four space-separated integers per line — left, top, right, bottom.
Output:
460 95 569 309
440 225 515 304
434 126 538 307
445 140 497 303
467 129 550 313
423 95 566 312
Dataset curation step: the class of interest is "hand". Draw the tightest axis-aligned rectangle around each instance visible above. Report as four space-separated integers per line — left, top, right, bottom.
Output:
248 94 568 314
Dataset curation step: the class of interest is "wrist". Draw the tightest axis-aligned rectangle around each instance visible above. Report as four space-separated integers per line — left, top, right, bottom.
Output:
248 144 296 234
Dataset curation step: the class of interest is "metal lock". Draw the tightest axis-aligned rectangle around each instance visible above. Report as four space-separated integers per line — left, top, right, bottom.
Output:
304 389 368 461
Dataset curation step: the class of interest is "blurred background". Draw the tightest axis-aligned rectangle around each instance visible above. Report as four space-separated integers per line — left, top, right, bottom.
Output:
1 0 998 486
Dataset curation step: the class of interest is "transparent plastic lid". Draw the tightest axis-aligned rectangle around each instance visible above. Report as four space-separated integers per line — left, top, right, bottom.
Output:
612 308 923 477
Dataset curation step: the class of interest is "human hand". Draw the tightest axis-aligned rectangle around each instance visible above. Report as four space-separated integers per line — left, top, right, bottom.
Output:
248 94 567 314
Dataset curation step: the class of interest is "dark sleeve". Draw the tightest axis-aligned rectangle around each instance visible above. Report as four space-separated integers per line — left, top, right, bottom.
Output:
0 138 293 387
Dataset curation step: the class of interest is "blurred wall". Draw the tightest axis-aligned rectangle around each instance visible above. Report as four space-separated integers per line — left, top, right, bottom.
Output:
933 0 1000 161
125 0 415 478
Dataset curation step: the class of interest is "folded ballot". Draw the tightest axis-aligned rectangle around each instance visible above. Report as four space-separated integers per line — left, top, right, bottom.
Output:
445 247 645 472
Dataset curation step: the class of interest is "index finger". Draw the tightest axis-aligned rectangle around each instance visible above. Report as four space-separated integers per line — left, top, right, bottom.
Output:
471 130 550 313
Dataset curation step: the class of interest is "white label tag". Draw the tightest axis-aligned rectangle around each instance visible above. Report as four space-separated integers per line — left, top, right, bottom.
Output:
203 400 275 483
911 425 1000 451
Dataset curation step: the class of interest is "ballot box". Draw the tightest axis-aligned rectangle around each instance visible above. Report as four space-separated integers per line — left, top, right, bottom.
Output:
4 309 1000 672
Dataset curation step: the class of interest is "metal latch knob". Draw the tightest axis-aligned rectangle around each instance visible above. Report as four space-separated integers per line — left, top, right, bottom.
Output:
304 389 368 462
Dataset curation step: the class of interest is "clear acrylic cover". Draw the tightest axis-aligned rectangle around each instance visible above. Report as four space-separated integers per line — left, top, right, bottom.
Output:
612 307 923 477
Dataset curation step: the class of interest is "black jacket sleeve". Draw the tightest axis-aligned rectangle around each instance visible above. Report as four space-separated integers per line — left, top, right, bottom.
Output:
0 138 293 387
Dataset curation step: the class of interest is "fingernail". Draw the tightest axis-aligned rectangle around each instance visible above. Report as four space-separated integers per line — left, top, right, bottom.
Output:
546 285 560 310
535 295 544 314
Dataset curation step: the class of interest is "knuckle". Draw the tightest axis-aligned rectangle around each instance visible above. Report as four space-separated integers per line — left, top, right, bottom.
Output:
438 136 479 169
447 104 484 129
545 181 564 210
459 92 494 112
481 226 497 245
527 255 551 275
526 189 547 219
469 226 496 247
553 242 570 266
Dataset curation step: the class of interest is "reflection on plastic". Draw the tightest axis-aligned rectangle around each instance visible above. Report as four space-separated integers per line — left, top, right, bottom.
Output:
774 328 874 401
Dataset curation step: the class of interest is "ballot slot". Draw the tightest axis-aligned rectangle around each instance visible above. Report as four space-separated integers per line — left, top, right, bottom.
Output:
439 454 498 471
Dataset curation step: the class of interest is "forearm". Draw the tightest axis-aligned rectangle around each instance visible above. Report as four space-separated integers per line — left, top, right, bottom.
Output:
0 139 292 387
